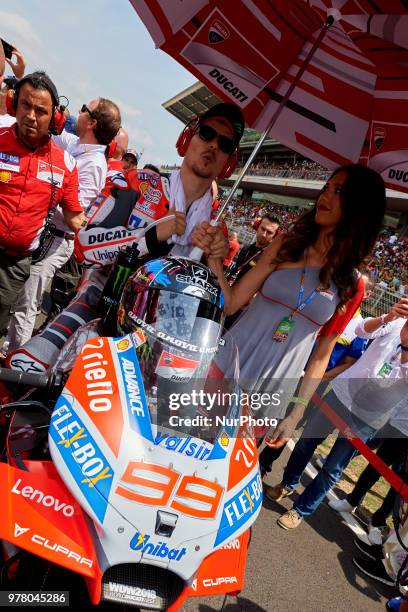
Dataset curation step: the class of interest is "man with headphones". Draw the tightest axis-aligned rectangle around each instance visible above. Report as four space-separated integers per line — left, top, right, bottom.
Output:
0 70 83 335
6 101 244 371
2 92 121 355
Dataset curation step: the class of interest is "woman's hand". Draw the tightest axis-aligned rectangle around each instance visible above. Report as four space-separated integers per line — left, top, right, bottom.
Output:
156 208 186 242
265 415 298 448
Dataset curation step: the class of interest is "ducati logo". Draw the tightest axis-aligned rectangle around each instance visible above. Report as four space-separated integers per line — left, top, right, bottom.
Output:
208 19 230 44
374 126 386 151
14 523 30 538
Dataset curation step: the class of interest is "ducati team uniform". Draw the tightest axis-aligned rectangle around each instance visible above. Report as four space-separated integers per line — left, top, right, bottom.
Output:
4 130 107 353
6 169 213 372
0 124 81 332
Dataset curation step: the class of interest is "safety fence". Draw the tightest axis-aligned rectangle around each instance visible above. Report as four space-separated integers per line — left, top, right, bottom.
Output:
233 166 331 181
227 223 256 247
362 285 401 318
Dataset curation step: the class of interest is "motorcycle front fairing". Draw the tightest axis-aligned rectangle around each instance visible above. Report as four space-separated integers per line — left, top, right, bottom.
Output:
2 324 262 609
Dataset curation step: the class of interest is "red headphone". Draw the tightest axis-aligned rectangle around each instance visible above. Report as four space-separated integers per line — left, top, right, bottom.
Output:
176 117 239 179
6 88 66 136
106 140 117 158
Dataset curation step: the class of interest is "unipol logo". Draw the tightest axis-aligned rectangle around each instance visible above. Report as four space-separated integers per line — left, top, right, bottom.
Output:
14 523 30 538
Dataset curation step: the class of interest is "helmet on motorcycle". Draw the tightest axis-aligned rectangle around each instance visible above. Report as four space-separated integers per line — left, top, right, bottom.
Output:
118 257 225 353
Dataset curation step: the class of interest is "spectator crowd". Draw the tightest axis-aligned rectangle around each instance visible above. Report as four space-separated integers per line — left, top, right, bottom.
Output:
223 197 408 292
236 158 330 180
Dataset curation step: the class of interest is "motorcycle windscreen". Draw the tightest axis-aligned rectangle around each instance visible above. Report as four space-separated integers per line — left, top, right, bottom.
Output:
131 318 240 444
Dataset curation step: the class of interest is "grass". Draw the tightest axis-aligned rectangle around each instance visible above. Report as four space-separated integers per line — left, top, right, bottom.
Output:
316 434 392 526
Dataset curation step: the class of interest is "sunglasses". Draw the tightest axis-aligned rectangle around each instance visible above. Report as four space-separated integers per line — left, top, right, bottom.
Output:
198 123 236 155
80 103 96 120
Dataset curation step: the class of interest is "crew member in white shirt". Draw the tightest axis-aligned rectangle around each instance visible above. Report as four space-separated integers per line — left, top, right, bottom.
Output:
4 97 121 352
266 296 408 530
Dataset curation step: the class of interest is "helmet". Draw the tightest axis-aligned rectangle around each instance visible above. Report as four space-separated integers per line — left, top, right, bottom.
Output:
118 257 225 354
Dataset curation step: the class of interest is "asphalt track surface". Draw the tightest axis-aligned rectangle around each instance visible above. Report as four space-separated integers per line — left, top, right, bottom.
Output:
182 444 395 612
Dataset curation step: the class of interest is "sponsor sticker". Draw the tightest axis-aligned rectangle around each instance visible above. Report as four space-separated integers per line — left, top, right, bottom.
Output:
154 431 212 460
0 170 12 182
116 342 153 441
104 582 157 607
131 328 148 348
130 531 187 562
214 472 262 546
37 160 65 188
13 524 92 567
49 399 113 523
14 523 30 538
220 431 230 448
115 337 131 352
155 350 200 382
0 152 20 172
11 478 75 517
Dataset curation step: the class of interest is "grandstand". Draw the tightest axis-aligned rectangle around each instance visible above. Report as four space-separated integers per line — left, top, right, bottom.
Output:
163 81 408 227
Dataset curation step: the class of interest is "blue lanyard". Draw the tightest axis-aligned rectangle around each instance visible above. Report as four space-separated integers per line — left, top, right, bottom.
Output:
291 254 321 319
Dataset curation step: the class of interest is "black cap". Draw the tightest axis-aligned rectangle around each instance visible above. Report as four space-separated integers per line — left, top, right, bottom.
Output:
201 103 245 143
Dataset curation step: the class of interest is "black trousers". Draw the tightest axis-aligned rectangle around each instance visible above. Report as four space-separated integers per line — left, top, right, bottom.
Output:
258 441 287 472
0 251 31 333
347 432 408 527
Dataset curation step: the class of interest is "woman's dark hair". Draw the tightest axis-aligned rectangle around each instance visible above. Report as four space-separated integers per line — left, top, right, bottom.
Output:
92 98 121 145
275 163 386 305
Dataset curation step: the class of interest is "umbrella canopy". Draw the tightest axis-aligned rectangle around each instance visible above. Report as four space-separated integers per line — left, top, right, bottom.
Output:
130 0 408 193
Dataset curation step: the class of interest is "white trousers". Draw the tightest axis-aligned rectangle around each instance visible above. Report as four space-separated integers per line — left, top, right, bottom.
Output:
5 235 74 352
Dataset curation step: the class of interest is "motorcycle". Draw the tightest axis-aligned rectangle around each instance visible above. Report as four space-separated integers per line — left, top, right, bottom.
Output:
0 256 262 611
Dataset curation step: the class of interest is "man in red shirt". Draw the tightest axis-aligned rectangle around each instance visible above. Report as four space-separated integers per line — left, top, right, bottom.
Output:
0 71 83 332
224 231 240 267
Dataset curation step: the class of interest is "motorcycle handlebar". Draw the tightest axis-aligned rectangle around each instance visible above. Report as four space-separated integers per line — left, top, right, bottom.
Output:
0 368 51 388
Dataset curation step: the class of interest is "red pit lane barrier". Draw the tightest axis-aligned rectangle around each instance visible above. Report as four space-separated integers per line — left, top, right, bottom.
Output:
313 392 408 502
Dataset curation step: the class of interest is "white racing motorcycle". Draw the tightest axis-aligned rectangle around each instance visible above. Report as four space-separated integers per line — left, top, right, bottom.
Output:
0 256 262 610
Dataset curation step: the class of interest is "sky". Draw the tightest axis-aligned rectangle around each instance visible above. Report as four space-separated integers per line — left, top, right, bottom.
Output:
1 0 196 166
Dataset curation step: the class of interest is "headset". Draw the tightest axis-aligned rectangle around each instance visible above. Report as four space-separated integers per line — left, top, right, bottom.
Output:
5 76 66 136
176 116 239 179
106 140 117 159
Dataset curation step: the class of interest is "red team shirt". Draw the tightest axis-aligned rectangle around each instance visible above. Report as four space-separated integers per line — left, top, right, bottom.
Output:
0 125 81 255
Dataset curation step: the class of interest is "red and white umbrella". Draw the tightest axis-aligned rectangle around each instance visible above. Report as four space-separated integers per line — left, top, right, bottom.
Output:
130 0 408 195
